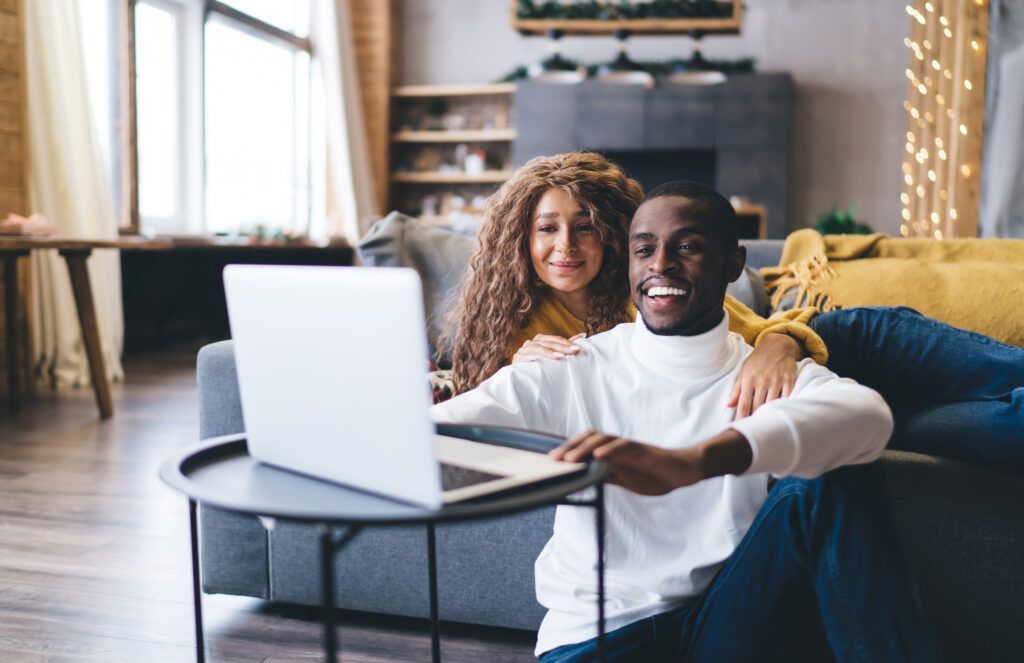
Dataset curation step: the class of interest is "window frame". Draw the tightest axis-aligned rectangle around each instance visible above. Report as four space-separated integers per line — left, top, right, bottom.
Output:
119 0 313 236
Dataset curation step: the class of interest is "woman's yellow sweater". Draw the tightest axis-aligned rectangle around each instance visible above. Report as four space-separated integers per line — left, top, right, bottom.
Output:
509 293 827 364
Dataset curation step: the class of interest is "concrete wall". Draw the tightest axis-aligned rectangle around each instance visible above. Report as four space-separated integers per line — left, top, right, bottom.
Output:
398 0 909 235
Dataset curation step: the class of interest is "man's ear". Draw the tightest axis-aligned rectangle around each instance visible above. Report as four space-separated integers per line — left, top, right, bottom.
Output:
726 245 746 283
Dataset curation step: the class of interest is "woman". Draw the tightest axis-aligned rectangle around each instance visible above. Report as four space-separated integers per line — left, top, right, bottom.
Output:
447 152 825 416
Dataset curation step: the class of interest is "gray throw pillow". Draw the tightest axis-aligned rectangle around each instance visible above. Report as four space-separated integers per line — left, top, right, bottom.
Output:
726 266 770 318
356 212 476 365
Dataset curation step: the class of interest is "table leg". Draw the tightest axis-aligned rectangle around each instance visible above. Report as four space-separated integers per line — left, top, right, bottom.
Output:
596 481 606 663
3 253 25 414
189 500 206 663
320 524 339 663
320 524 363 663
59 249 113 418
427 523 441 663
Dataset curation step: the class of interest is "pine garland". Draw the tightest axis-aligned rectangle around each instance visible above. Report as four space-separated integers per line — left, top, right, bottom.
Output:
516 0 736 21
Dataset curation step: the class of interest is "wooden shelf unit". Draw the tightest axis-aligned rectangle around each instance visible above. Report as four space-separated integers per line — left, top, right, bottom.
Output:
392 129 517 143
391 171 514 184
389 83 517 221
509 1 742 36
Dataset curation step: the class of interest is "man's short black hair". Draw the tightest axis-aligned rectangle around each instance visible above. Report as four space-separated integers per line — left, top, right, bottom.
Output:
644 180 738 251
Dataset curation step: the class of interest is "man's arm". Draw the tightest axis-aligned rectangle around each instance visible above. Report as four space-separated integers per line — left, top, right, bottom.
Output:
550 429 753 496
431 361 567 436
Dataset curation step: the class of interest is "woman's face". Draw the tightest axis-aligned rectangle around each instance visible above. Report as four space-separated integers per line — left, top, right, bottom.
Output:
529 187 604 298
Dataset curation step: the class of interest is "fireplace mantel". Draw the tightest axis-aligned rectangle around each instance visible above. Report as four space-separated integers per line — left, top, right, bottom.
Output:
513 74 793 239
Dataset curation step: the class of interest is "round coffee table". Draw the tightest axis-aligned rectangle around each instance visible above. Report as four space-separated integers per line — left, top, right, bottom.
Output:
161 424 608 663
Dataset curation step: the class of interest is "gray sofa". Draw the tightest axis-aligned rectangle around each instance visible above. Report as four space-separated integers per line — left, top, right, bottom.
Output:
197 218 1024 661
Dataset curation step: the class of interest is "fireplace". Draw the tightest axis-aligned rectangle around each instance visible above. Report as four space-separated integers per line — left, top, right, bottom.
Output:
512 74 793 239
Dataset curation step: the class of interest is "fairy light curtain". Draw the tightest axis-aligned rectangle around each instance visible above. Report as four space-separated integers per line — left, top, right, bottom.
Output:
901 0 989 239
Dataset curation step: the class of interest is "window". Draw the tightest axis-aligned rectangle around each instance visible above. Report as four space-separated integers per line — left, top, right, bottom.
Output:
131 0 313 236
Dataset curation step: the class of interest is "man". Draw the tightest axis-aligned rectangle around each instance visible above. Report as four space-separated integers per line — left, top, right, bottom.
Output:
433 181 937 662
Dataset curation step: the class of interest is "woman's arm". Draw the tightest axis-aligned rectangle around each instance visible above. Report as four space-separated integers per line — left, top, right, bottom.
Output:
724 295 828 418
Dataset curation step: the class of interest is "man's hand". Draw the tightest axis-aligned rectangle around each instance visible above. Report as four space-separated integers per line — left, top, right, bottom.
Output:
728 333 803 419
550 429 752 496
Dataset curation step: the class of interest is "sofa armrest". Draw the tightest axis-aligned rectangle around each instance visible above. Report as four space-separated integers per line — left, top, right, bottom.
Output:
197 340 244 440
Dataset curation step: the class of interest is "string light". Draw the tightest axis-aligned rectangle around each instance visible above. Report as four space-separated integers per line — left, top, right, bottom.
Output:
961 164 971 177
924 111 934 123
916 185 925 198
931 60 941 70
964 80 973 90
934 229 943 239
902 209 911 221
936 94 945 105
923 39 932 49
939 189 948 200
939 149 947 160
911 108 921 118
901 193 910 205
971 40 980 50
939 16 948 26
959 124 968 135
928 170 937 181
900 224 910 236
905 173 914 185
950 208 958 220
930 212 940 223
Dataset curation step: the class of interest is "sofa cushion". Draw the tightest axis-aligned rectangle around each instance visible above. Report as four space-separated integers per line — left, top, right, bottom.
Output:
357 212 476 365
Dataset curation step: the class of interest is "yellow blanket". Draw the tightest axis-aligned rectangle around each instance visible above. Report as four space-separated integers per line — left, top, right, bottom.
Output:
761 229 1024 348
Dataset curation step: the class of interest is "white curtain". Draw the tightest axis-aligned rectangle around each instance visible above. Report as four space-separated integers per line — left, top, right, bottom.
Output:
23 0 123 388
312 0 378 242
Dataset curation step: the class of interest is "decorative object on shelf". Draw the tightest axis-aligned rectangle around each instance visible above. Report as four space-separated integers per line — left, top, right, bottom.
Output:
512 0 742 35
814 203 874 236
900 0 988 239
595 30 655 87
668 30 727 85
528 29 587 83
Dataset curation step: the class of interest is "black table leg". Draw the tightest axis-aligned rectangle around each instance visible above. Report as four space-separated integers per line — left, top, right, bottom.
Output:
596 481 606 663
427 523 441 663
188 500 206 663
320 524 363 663
320 524 340 663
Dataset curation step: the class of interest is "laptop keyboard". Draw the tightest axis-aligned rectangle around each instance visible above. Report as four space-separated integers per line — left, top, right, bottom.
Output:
440 463 506 491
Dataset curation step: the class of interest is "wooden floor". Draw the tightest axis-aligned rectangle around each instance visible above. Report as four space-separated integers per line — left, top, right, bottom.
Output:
0 346 536 662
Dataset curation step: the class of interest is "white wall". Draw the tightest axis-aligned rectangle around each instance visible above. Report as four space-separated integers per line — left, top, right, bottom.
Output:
398 0 909 235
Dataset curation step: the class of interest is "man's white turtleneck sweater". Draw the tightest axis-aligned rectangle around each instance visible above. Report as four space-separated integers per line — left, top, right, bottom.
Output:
431 311 892 656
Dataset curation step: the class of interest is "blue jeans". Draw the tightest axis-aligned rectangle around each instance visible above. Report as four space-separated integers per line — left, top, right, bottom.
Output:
540 463 938 663
810 306 1024 472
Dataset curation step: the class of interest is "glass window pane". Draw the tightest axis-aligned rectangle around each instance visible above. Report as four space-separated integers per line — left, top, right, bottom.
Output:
205 20 311 235
217 0 309 38
135 2 179 221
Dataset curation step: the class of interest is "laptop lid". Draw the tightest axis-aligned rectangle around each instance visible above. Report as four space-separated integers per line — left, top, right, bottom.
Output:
223 264 444 507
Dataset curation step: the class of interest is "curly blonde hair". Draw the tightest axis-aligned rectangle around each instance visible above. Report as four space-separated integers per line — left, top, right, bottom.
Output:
448 151 644 393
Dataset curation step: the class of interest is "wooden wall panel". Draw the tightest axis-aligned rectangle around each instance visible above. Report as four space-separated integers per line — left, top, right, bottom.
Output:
0 0 32 400
348 0 392 216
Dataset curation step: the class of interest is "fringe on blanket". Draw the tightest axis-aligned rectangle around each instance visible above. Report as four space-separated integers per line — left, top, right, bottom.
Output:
763 249 840 312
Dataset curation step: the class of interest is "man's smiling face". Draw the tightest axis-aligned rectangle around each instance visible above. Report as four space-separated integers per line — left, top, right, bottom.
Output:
628 195 745 336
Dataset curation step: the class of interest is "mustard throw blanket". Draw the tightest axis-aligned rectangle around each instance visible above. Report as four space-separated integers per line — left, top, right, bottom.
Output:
761 229 1024 348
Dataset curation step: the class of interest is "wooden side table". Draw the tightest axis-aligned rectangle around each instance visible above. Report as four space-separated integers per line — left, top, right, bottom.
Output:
0 236 172 418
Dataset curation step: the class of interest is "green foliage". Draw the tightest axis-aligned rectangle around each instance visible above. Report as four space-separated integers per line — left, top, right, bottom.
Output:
814 203 874 235
516 1 736 20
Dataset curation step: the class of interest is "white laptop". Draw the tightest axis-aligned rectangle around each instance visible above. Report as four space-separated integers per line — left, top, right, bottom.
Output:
222 264 585 509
